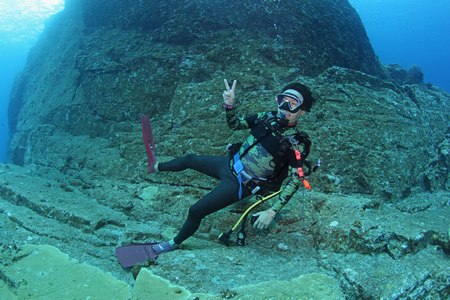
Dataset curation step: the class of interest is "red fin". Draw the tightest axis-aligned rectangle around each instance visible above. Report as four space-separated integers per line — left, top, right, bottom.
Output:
116 243 159 268
141 115 156 173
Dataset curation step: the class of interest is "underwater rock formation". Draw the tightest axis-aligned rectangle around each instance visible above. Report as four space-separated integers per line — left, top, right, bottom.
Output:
3 0 449 299
1 163 448 299
7 0 448 198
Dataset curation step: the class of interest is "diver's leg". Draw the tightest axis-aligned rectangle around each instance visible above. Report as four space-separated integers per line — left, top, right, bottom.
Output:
157 154 227 180
173 175 249 245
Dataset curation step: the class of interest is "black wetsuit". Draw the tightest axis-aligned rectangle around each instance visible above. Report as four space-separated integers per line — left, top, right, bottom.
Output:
158 109 311 245
158 155 249 244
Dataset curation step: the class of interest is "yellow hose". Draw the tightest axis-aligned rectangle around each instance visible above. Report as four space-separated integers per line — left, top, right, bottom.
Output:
231 190 281 231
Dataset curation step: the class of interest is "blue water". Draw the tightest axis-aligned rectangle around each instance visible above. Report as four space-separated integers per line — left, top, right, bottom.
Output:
349 0 450 92
0 1 449 162
0 44 29 162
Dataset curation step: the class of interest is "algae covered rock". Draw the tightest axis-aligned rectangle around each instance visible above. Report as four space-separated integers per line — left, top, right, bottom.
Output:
8 0 382 158
234 272 344 299
3 1 450 299
132 268 344 300
0 244 130 299
78 0 382 77
0 243 344 300
304 66 448 198
132 268 191 300
8 0 448 199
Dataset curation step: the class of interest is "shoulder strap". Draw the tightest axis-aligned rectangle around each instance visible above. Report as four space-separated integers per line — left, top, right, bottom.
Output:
294 131 312 159
269 130 311 175
238 112 279 159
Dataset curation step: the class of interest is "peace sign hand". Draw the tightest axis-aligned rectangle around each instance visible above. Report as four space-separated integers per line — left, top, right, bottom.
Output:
223 79 237 106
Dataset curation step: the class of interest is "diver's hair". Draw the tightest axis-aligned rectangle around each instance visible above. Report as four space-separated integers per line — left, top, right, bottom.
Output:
281 82 313 112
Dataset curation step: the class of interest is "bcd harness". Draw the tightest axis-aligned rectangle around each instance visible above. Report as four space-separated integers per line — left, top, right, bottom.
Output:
231 112 312 199
221 113 319 246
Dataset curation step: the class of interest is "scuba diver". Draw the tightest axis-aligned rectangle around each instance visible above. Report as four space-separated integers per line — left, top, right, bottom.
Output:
145 79 313 257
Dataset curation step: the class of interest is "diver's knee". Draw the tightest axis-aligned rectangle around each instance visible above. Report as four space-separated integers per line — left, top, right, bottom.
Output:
181 153 197 167
188 204 204 221
184 153 198 163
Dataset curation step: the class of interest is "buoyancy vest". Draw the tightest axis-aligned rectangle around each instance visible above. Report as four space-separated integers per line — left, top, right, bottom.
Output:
230 112 312 196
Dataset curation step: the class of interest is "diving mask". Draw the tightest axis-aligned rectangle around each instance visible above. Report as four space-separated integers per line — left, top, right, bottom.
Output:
276 89 304 113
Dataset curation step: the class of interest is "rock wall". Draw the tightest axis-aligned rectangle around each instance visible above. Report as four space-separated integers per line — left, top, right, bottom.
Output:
7 0 449 199
2 1 450 298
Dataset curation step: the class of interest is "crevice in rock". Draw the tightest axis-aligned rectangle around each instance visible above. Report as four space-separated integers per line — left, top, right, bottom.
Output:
0 186 91 230
322 264 375 299
142 178 212 191
391 272 435 299
93 219 126 231
0 270 18 294
312 220 446 259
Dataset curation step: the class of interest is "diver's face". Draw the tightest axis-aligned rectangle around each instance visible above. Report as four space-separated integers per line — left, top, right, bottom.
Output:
276 95 302 112
275 94 304 123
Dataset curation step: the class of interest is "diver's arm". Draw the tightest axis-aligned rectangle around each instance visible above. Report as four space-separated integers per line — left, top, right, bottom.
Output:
223 79 237 107
223 78 247 130
252 170 300 230
223 78 256 130
271 138 312 212
271 168 301 212
225 107 249 130
254 152 302 229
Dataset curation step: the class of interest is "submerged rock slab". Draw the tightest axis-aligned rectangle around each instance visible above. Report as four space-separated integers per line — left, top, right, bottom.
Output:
0 163 126 232
162 271 345 299
311 192 449 259
319 249 449 299
0 244 129 299
0 163 166 283
0 243 344 300
0 163 448 298
232 272 344 299
132 268 191 299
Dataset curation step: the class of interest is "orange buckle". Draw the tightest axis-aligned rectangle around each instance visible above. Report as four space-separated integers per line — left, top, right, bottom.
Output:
303 179 312 190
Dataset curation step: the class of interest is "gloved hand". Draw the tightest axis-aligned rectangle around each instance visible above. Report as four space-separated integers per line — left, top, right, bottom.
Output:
223 79 237 106
252 209 276 229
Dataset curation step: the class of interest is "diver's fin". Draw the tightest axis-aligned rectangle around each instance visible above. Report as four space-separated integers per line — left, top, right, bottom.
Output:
141 115 156 173
116 243 159 268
